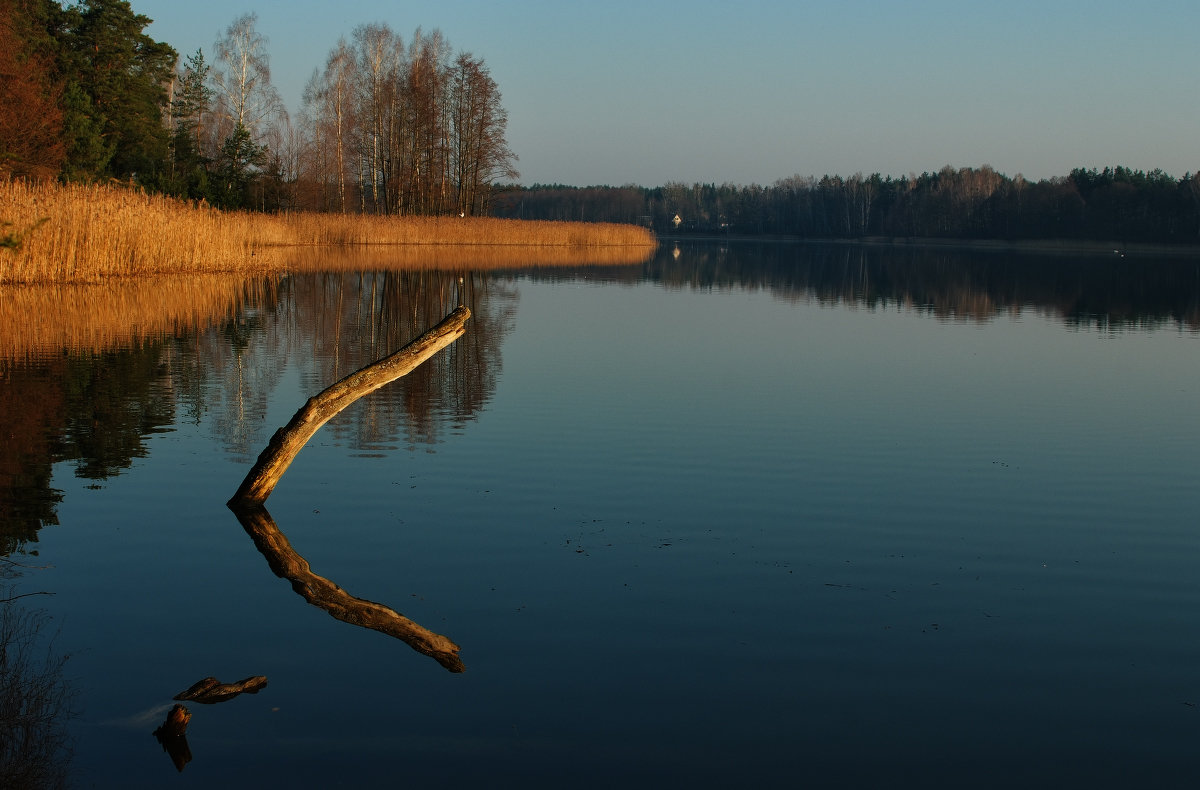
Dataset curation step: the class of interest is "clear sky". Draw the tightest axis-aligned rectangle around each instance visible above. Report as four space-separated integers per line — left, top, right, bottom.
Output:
134 0 1199 187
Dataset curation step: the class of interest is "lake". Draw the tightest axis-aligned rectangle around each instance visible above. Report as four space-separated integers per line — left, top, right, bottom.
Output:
2 240 1198 787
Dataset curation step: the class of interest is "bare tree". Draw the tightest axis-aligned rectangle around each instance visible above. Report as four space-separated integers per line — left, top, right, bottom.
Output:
212 13 287 144
297 26 515 217
302 39 356 213
449 53 518 216
401 29 451 214
352 24 403 213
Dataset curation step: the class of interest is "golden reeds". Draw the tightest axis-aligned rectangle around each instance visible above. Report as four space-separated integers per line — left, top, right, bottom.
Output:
0 180 656 284
280 243 655 272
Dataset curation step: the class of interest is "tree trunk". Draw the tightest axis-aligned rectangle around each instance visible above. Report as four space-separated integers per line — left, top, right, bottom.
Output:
228 305 470 507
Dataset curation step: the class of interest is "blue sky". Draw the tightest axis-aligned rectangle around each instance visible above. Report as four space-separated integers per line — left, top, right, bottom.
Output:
135 0 1199 187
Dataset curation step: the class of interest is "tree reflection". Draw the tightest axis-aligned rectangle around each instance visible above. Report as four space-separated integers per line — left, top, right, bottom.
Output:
0 342 176 551
2 247 1194 554
205 270 517 456
639 241 1200 330
0 269 515 553
0 360 65 549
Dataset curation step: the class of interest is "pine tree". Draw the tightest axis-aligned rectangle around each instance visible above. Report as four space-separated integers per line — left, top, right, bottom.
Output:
54 0 177 181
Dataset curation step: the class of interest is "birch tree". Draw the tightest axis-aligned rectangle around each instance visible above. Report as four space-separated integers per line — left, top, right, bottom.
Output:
212 13 286 144
352 24 402 213
302 39 356 212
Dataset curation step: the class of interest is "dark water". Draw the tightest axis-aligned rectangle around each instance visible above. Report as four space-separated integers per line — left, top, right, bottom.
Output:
2 241 1199 787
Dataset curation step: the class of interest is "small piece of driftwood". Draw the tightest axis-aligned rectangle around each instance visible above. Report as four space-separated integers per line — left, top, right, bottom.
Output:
228 305 470 508
152 704 193 771
174 675 269 704
153 703 192 737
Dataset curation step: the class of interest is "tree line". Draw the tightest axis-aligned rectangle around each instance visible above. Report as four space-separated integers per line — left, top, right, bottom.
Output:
0 0 517 214
493 166 1200 246
300 25 516 216
5 1 1197 242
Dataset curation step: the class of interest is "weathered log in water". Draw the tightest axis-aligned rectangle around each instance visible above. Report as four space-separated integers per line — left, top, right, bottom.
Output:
232 505 464 672
227 304 471 507
174 675 269 704
226 305 468 670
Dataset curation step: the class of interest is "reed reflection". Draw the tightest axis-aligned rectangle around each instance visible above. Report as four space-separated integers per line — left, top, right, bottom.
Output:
0 275 272 360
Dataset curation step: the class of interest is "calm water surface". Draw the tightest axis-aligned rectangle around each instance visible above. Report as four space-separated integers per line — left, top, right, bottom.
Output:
2 242 1199 787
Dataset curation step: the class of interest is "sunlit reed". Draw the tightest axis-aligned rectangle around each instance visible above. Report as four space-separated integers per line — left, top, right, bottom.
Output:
281 243 654 272
0 180 657 284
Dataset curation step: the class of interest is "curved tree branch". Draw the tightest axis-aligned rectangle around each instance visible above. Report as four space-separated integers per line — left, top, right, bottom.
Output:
228 304 470 507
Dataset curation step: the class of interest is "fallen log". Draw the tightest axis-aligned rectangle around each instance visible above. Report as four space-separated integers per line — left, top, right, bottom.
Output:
228 304 470 508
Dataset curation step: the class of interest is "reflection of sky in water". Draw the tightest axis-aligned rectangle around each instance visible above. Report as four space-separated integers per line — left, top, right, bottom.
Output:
18 257 1200 786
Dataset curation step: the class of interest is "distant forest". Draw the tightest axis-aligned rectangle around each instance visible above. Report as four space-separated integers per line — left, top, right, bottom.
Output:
3 1 1199 245
492 166 1200 245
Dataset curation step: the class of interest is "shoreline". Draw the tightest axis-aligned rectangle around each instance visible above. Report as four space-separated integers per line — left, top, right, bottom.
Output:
658 233 1200 258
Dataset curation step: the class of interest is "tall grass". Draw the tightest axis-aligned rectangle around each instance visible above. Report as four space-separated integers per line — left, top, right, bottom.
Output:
0 180 656 284
280 243 656 272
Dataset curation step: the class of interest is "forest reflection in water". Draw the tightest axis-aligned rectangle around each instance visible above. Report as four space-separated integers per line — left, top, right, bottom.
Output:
1 240 1198 785
2 241 1198 553
647 240 1200 331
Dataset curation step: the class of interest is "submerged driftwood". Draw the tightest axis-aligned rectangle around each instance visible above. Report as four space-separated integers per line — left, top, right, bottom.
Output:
152 704 193 772
228 304 471 507
233 504 464 672
174 675 269 704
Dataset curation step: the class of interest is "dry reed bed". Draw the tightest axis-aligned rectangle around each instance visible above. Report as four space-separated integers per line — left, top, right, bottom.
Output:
0 181 287 283
281 243 654 272
0 275 273 362
0 180 656 284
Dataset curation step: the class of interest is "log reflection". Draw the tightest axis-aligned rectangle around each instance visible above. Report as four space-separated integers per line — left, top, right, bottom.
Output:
233 504 464 672
227 305 468 671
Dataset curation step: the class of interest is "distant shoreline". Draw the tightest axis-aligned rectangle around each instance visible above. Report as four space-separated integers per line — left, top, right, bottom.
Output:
657 234 1200 258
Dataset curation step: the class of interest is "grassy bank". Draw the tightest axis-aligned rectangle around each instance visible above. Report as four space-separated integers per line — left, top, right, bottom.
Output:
0 180 657 284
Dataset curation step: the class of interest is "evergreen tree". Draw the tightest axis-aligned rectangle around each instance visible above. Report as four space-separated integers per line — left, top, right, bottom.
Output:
166 49 214 198
54 0 177 182
214 122 267 209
